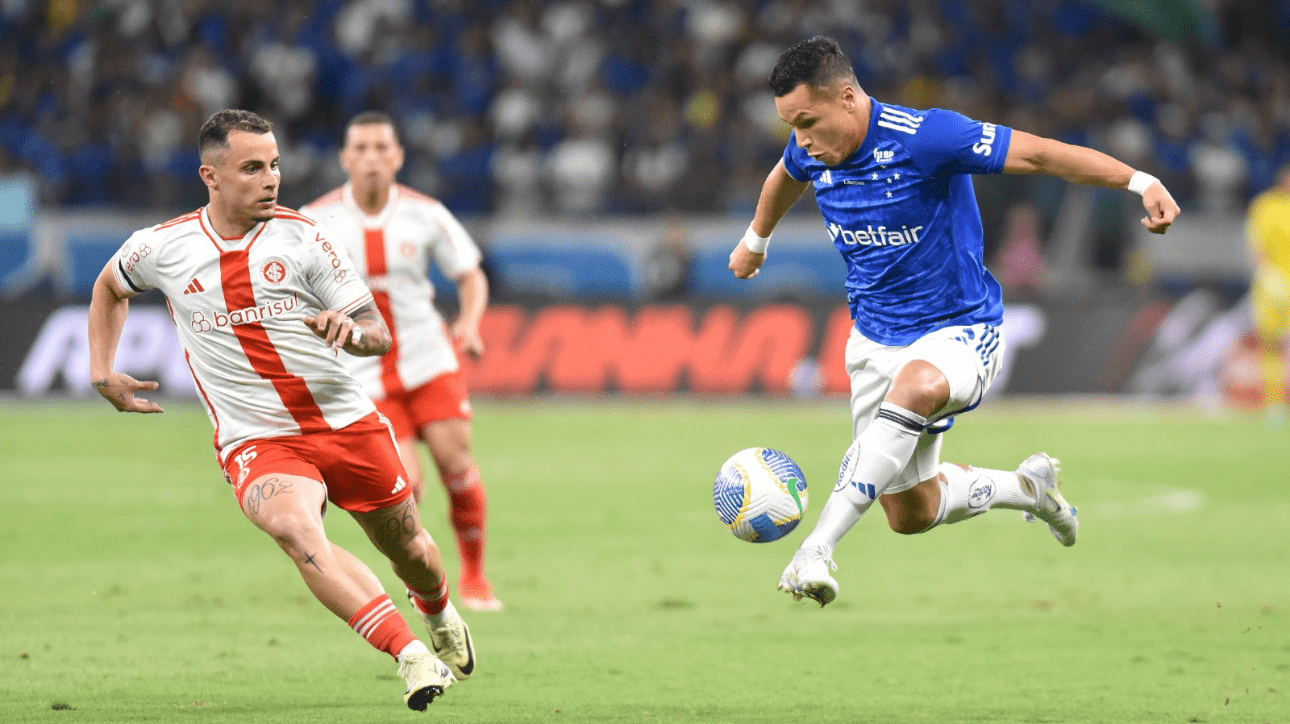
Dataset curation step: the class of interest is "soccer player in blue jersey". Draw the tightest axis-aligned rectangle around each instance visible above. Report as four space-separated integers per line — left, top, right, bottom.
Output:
730 37 1180 606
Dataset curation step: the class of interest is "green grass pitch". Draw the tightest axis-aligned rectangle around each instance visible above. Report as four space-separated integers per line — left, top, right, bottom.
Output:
1 398 1286 723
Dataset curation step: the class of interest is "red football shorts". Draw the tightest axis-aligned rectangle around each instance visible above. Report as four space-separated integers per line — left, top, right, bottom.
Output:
222 412 412 513
376 370 472 441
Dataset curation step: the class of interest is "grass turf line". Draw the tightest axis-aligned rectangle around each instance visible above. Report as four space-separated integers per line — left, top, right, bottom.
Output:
0 400 1285 723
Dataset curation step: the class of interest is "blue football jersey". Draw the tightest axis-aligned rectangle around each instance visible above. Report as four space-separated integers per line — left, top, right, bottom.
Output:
781 99 1012 346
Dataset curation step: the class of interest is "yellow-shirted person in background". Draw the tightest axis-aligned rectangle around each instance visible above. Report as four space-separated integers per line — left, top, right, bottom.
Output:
1247 164 1290 426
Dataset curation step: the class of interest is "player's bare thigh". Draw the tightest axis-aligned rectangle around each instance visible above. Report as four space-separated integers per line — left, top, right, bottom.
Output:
395 438 427 502
238 473 329 545
419 418 473 475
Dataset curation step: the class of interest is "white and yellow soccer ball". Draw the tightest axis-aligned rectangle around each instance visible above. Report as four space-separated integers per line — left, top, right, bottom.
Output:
713 447 809 543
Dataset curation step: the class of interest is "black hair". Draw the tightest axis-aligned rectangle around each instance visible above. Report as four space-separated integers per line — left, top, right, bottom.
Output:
769 36 857 97
347 110 400 143
197 109 273 161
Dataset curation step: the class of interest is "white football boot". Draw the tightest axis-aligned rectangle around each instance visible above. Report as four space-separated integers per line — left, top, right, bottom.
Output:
778 545 839 607
408 597 477 680
397 652 455 711
1016 452 1078 547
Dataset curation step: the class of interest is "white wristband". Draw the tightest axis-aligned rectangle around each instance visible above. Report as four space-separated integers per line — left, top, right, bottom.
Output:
1128 171 1159 196
742 224 771 254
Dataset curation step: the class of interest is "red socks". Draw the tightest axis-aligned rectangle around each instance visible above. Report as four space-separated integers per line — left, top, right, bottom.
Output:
442 466 487 579
406 579 449 618
348 594 417 660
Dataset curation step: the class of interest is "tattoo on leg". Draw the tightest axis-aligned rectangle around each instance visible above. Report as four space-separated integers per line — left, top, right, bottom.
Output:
244 478 296 518
303 552 322 573
375 499 419 549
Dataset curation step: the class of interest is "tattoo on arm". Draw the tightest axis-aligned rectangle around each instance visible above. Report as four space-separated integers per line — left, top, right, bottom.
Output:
347 304 390 355
92 379 109 389
350 300 379 318
302 552 322 573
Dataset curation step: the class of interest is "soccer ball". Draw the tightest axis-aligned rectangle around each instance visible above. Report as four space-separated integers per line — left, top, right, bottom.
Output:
713 447 809 543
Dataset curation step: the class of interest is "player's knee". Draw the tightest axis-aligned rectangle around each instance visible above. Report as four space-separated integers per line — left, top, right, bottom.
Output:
260 513 324 555
435 456 477 490
432 443 473 476
388 529 437 567
888 362 950 417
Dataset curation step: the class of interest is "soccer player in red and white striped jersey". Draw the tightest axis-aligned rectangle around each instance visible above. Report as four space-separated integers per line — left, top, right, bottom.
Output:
87 110 476 711
303 112 500 612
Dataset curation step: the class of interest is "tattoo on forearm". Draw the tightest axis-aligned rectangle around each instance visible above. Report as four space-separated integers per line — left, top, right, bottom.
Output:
302 552 322 573
346 307 389 355
92 379 109 389
350 300 379 318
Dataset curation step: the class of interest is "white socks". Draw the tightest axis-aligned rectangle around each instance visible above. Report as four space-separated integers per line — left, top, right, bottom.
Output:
397 640 430 662
802 403 927 553
928 462 1035 528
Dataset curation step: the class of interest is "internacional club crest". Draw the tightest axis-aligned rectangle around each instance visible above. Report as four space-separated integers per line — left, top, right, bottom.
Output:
261 257 289 286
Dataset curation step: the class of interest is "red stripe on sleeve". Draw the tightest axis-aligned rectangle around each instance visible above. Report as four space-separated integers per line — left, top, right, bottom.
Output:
364 228 403 395
157 210 200 230
220 248 330 433
273 206 316 225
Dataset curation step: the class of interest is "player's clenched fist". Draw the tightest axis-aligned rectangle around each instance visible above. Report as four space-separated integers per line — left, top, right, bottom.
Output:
728 242 765 279
1141 182 1181 234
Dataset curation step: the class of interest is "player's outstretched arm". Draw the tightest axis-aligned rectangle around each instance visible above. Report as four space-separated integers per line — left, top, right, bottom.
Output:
730 160 810 279
88 264 163 413
304 302 391 356
1003 130 1180 234
450 266 489 359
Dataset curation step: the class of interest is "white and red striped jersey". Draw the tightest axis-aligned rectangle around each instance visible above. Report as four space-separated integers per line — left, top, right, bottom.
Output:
111 205 377 462
302 184 481 399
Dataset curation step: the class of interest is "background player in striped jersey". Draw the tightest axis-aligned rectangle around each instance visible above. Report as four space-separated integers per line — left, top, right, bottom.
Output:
87 109 476 710
728 38 1180 606
1245 164 1290 426
303 112 500 611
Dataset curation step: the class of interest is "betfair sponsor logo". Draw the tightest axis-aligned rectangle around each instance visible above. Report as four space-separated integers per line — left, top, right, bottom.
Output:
827 222 925 247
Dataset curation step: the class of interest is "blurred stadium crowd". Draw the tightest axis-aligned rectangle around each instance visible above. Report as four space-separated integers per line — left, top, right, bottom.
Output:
1 0 1288 228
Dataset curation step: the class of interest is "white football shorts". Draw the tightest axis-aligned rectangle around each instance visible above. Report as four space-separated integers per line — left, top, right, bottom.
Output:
844 322 1006 494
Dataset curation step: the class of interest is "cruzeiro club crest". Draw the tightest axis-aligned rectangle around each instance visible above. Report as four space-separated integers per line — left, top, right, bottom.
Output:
261 257 289 286
967 477 995 509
